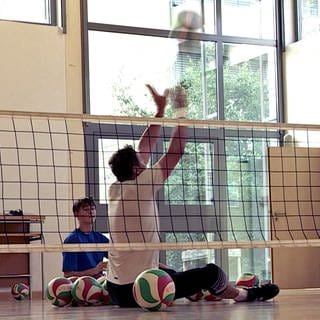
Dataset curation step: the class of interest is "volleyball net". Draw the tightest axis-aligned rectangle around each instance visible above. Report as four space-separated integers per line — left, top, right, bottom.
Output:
1 110 320 253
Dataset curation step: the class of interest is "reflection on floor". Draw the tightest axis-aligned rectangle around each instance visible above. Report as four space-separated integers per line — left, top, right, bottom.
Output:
0 288 319 320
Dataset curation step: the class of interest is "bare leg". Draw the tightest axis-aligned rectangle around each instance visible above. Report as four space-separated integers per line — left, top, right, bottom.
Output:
218 284 241 300
218 283 280 302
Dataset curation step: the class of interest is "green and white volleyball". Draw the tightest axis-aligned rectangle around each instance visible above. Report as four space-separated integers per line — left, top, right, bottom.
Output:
133 269 176 311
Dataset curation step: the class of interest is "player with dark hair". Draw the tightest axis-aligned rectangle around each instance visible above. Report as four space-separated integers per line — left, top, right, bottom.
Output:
108 145 140 182
62 197 109 279
106 84 279 307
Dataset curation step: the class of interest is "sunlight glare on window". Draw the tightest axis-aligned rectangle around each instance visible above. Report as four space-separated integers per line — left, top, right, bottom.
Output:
0 0 50 24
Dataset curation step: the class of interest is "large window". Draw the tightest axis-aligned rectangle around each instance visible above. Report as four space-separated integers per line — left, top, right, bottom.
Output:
83 0 283 281
298 0 320 39
85 0 280 122
0 0 57 25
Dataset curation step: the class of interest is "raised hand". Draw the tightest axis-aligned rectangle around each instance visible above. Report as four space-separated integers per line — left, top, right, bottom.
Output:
170 85 188 118
146 84 169 117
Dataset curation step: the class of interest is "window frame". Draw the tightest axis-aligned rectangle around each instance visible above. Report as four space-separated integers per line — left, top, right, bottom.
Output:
81 0 286 273
0 0 61 26
296 0 320 40
81 0 285 122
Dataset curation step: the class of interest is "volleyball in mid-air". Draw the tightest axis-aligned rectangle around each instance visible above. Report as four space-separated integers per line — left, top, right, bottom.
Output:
170 9 202 42
174 10 202 31
71 276 102 305
11 282 29 300
235 272 259 288
46 277 73 307
133 268 176 311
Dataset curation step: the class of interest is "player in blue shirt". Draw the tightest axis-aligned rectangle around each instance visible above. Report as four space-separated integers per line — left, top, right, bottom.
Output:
62 197 109 279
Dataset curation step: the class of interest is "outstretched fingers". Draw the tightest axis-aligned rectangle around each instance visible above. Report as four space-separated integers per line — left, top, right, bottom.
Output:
146 84 169 99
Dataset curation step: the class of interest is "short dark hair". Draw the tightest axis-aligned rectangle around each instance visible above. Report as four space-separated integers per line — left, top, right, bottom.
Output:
72 197 96 215
108 145 139 182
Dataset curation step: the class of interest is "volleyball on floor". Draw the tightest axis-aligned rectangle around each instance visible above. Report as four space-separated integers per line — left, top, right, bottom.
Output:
100 279 111 305
67 276 78 283
203 290 222 301
186 290 204 302
97 275 106 286
11 282 29 300
235 272 259 288
46 277 73 307
71 276 102 305
133 268 175 311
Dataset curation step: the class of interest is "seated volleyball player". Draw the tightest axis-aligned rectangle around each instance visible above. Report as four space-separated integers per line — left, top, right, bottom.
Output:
62 197 109 279
106 84 279 307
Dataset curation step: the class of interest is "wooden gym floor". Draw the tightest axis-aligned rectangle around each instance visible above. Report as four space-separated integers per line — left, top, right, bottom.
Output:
0 288 319 320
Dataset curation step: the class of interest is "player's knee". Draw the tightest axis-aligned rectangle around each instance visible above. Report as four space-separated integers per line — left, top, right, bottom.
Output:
206 263 228 296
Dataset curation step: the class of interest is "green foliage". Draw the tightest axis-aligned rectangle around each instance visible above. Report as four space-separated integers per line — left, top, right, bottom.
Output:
113 83 153 117
164 142 209 204
111 51 270 271
165 233 210 271
113 51 268 122
224 61 269 121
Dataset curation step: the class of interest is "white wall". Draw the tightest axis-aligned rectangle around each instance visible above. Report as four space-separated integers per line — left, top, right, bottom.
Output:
284 34 320 124
0 1 83 295
0 2 82 114
0 21 66 112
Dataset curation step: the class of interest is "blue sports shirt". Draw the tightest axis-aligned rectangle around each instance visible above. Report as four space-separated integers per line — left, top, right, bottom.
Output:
62 228 109 277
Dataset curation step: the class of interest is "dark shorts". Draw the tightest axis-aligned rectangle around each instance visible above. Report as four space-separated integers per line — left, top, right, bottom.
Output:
107 263 223 308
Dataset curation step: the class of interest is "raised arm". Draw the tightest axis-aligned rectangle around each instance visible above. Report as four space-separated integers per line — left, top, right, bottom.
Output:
137 84 169 165
157 125 187 181
156 85 188 180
